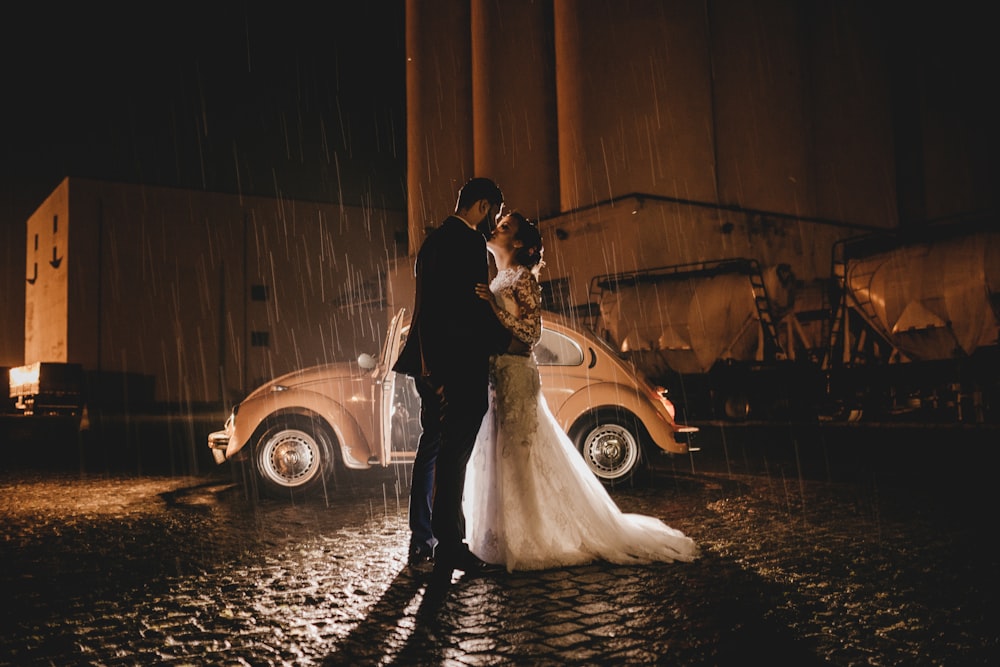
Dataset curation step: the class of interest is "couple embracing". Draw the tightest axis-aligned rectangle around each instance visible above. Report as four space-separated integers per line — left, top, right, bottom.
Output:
393 177 698 581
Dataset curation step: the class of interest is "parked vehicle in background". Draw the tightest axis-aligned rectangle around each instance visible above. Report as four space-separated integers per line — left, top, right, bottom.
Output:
7 362 84 416
208 309 698 499
590 219 1000 424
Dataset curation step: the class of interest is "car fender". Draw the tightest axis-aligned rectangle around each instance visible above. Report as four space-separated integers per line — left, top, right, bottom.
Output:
551 381 684 455
227 389 375 469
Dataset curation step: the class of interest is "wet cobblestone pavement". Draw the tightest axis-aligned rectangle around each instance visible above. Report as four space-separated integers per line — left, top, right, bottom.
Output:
0 424 997 665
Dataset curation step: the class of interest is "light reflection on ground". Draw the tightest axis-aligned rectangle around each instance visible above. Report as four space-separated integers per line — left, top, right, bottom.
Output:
0 426 997 666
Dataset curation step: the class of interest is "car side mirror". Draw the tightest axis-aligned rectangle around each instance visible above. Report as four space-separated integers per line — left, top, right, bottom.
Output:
357 353 377 370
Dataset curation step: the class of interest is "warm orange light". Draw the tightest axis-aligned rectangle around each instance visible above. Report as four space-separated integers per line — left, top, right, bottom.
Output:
9 362 40 396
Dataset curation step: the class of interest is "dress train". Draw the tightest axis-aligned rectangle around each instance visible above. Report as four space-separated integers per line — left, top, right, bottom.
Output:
464 353 699 572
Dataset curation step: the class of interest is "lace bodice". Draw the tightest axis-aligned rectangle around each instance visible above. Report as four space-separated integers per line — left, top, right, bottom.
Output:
490 267 542 346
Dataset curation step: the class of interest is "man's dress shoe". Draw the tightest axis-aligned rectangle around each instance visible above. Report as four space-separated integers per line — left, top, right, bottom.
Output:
407 545 434 569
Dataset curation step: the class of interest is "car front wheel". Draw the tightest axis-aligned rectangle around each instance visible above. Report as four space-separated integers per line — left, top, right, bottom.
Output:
571 412 643 484
252 416 335 498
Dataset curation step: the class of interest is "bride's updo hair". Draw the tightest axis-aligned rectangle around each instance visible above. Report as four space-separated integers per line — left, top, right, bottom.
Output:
509 211 545 278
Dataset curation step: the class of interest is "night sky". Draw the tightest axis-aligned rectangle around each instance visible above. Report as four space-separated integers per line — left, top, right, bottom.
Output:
2 2 997 367
5 3 994 244
1 1 406 225
0 2 406 364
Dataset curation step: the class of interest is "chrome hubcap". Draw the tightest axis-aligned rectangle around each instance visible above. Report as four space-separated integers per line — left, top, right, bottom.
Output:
262 430 319 486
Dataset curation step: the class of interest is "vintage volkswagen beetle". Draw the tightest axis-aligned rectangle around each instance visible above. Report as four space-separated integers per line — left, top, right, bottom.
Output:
208 309 697 498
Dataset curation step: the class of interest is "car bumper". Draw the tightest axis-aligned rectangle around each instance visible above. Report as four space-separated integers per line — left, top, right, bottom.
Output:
672 424 700 452
208 412 236 465
208 430 230 464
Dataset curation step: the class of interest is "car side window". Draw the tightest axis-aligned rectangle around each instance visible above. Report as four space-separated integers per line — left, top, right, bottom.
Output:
534 328 585 366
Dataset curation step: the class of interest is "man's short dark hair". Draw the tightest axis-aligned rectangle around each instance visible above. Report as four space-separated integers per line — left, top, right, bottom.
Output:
455 177 503 211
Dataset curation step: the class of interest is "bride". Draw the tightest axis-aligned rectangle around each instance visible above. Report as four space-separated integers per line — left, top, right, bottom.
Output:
463 209 700 572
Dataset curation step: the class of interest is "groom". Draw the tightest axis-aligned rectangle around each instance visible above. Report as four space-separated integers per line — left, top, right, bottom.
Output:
393 177 522 579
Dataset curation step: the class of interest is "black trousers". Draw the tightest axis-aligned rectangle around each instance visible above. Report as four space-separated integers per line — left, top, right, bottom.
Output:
413 370 489 559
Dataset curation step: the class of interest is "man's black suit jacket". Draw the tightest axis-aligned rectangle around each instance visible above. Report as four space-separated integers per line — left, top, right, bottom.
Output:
392 216 512 384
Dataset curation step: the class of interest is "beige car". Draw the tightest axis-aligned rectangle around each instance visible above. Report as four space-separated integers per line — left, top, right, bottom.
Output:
208 309 697 498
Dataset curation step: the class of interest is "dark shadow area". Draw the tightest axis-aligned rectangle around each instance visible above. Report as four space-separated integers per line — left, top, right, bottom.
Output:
0 408 223 476
324 556 830 665
322 567 452 665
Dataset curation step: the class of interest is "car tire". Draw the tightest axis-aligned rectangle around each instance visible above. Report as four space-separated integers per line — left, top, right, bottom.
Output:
570 410 644 485
251 415 336 499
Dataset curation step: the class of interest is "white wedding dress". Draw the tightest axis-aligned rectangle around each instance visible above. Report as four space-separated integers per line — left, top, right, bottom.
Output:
464 266 699 572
